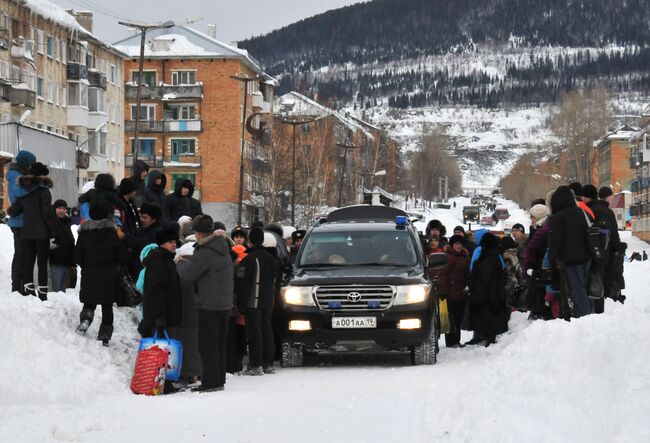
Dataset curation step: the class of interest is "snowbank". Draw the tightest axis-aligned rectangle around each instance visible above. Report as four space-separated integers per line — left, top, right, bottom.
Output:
1 214 649 442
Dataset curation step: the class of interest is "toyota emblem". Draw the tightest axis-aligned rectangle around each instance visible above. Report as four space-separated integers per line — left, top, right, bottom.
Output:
347 292 362 303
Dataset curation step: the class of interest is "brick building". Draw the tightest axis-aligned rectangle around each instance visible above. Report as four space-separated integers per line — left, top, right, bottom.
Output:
1 1 126 201
594 124 637 191
114 25 276 227
629 117 650 241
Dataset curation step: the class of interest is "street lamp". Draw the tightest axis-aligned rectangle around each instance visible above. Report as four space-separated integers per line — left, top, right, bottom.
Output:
118 20 174 171
280 116 315 226
231 74 262 226
336 142 359 207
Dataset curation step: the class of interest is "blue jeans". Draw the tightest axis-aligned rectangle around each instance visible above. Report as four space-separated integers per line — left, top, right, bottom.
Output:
565 262 593 318
49 265 69 293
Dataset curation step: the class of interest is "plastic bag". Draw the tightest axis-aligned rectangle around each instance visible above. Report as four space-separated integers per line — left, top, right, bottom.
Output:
138 329 183 382
439 298 451 334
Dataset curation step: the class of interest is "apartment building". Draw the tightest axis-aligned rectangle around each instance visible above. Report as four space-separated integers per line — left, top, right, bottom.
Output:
629 118 650 241
594 124 637 191
114 25 276 227
0 2 126 199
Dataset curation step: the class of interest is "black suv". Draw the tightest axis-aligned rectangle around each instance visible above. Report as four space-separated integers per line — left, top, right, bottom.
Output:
280 206 446 367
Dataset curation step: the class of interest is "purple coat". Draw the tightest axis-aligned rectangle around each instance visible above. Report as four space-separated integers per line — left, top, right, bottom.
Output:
523 221 549 276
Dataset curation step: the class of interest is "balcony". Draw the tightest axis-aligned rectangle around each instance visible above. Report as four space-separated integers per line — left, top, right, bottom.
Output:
88 70 107 90
164 119 202 132
125 120 164 133
125 154 164 168
0 79 10 102
9 87 36 109
67 62 89 81
10 39 35 62
163 155 202 168
88 111 108 130
125 83 203 100
251 91 264 109
67 106 89 127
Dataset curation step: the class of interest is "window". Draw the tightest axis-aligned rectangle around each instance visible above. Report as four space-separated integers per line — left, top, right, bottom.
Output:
61 41 66 63
67 82 88 107
0 61 9 80
86 51 95 69
171 139 196 156
110 64 116 84
46 80 55 102
22 69 35 91
171 70 196 85
171 173 196 186
302 144 312 156
46 35 53 58
302 123 311 133
99 132 107 155
11 65 20 83
88 87 106 112
130 104 155 120
54 83 59 105
166 104 196 120
131 71 156 86
60 85 65 107
55 38 60 61
130 139 156 157
37 30 44 54
36 77 44 98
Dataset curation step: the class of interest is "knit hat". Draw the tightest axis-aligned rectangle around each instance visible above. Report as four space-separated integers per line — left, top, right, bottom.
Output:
530 204 548 220
16 150 36 168
156 223 180 245
263 232 277 248
53 199 68 209
231 226 247 239
213 221 226 232
448 235 464 246
249 227 264 245
89 204 110 220
140 202 163 220
118 178 137 195
191 214 214 234
568 182 583 198
512 223 525 234
453 226 465 234
30 162 49 177
598 186 614 199
582 184 598 200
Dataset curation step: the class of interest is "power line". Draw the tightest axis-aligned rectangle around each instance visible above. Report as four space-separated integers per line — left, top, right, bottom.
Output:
68 0 134 22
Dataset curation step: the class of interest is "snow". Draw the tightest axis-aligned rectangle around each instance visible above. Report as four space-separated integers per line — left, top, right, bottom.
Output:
1 197 650 442
115 34 219 58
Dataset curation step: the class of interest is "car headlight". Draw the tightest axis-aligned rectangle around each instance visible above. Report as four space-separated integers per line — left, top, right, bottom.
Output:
282 286 315 306
394 284 431 305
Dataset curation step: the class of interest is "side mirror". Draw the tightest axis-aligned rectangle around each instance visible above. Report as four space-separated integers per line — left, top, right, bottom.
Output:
427 252 447 270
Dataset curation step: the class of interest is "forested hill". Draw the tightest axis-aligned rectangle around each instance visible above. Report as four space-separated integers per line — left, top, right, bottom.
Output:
240 0 650 108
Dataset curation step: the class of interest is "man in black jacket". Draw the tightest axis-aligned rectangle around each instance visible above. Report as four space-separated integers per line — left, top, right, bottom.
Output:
117 178 143 278
166 178 193 222
235 227 279 375
123 202 164 258
49 200 75 293
129 160 149 209
144 170 167 216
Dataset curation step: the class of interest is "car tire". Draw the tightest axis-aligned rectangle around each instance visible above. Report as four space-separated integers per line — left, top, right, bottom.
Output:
281 342 304 368
411 328 438 365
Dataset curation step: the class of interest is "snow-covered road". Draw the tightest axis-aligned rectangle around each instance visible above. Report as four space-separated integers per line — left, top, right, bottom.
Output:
1 200 649 442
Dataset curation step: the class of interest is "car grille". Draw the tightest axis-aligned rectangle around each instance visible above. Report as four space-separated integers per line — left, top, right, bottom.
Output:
314 285 395 311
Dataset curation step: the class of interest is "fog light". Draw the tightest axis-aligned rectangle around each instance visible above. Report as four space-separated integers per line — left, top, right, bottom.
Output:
289 320 312 331
397 318 421 329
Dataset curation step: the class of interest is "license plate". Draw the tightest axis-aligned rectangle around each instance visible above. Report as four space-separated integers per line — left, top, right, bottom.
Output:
332 317 377 329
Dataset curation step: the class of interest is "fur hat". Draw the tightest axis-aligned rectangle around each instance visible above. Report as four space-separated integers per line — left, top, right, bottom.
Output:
480 232 499 250
249 227 264 245
453 226 465 234
263 222 283 238
598 186 614 200
118 178 137 195
191 214 214 234
231 226 248 239
582 184 598 200
30 162 49 177
530 204 548 220
89 205 110 220
53 199 68 209
500 235 517 250
139 202 163 220
568 182 583 198
448 235 465 246
156 223 180 245
16 150 36 168
263 232 277 248
94 173 116 191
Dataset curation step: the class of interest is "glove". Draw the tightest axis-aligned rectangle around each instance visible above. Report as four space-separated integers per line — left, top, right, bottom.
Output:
49 238 60 250
526 268 533 277
154 316 166 329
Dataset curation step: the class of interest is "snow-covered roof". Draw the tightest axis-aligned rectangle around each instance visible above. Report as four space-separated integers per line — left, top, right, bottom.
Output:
275 92 374 141
596 124 640 147
113 25 277 86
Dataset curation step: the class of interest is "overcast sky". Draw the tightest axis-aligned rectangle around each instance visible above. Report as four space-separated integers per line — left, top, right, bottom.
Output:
51 0 368 44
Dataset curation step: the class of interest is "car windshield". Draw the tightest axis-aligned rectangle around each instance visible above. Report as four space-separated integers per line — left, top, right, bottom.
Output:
299 230 419 267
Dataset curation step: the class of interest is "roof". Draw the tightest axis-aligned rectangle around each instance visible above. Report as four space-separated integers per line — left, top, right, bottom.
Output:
276 92 374 141
113 25 277 86
596 124 640 147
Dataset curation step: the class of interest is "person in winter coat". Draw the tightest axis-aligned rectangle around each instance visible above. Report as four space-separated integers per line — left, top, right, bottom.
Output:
175 215 234 392
8 162 57 300
452 226 476 254
75 205 126 345
227 244 248 374
78 173 126 222
166 178 194 222
548 185 592 318
468 232 509 346
139 224 182 338
522 204 551 319
117 178 142 279
583 184 621 314
568 182 595 220
440 235 470 347
123 202 165 258
49 199 76 293
235 228 279 375
511 223 528 263
6 150 37 294
289 229 306 263
144 170 167 216
129 160 149 209
187 182 203 219
427 235 444 254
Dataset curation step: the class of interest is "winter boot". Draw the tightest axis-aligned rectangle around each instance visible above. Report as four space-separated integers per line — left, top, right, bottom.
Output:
97 324 114 346
244 366 264 376
23 283 36 297
37 286 48 302
263 365 276 374
76 308 94 336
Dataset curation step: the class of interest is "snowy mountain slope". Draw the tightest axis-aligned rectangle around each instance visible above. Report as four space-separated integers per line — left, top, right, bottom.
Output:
1 209 650 442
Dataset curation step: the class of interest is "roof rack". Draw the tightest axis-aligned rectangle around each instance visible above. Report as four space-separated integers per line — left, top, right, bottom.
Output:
322 205 407 224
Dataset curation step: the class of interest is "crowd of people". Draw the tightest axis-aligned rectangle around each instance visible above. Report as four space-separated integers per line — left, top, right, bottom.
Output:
4 150 630 391
424 182 627 349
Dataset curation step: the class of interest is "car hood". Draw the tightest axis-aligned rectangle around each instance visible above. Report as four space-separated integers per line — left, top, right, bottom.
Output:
291 266 426 286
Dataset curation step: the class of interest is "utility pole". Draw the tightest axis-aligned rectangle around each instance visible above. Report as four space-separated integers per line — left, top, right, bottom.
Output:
280 116 314 226
444 176 449 202
118 20 174 170
231 74 262 226
336 142 359 208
